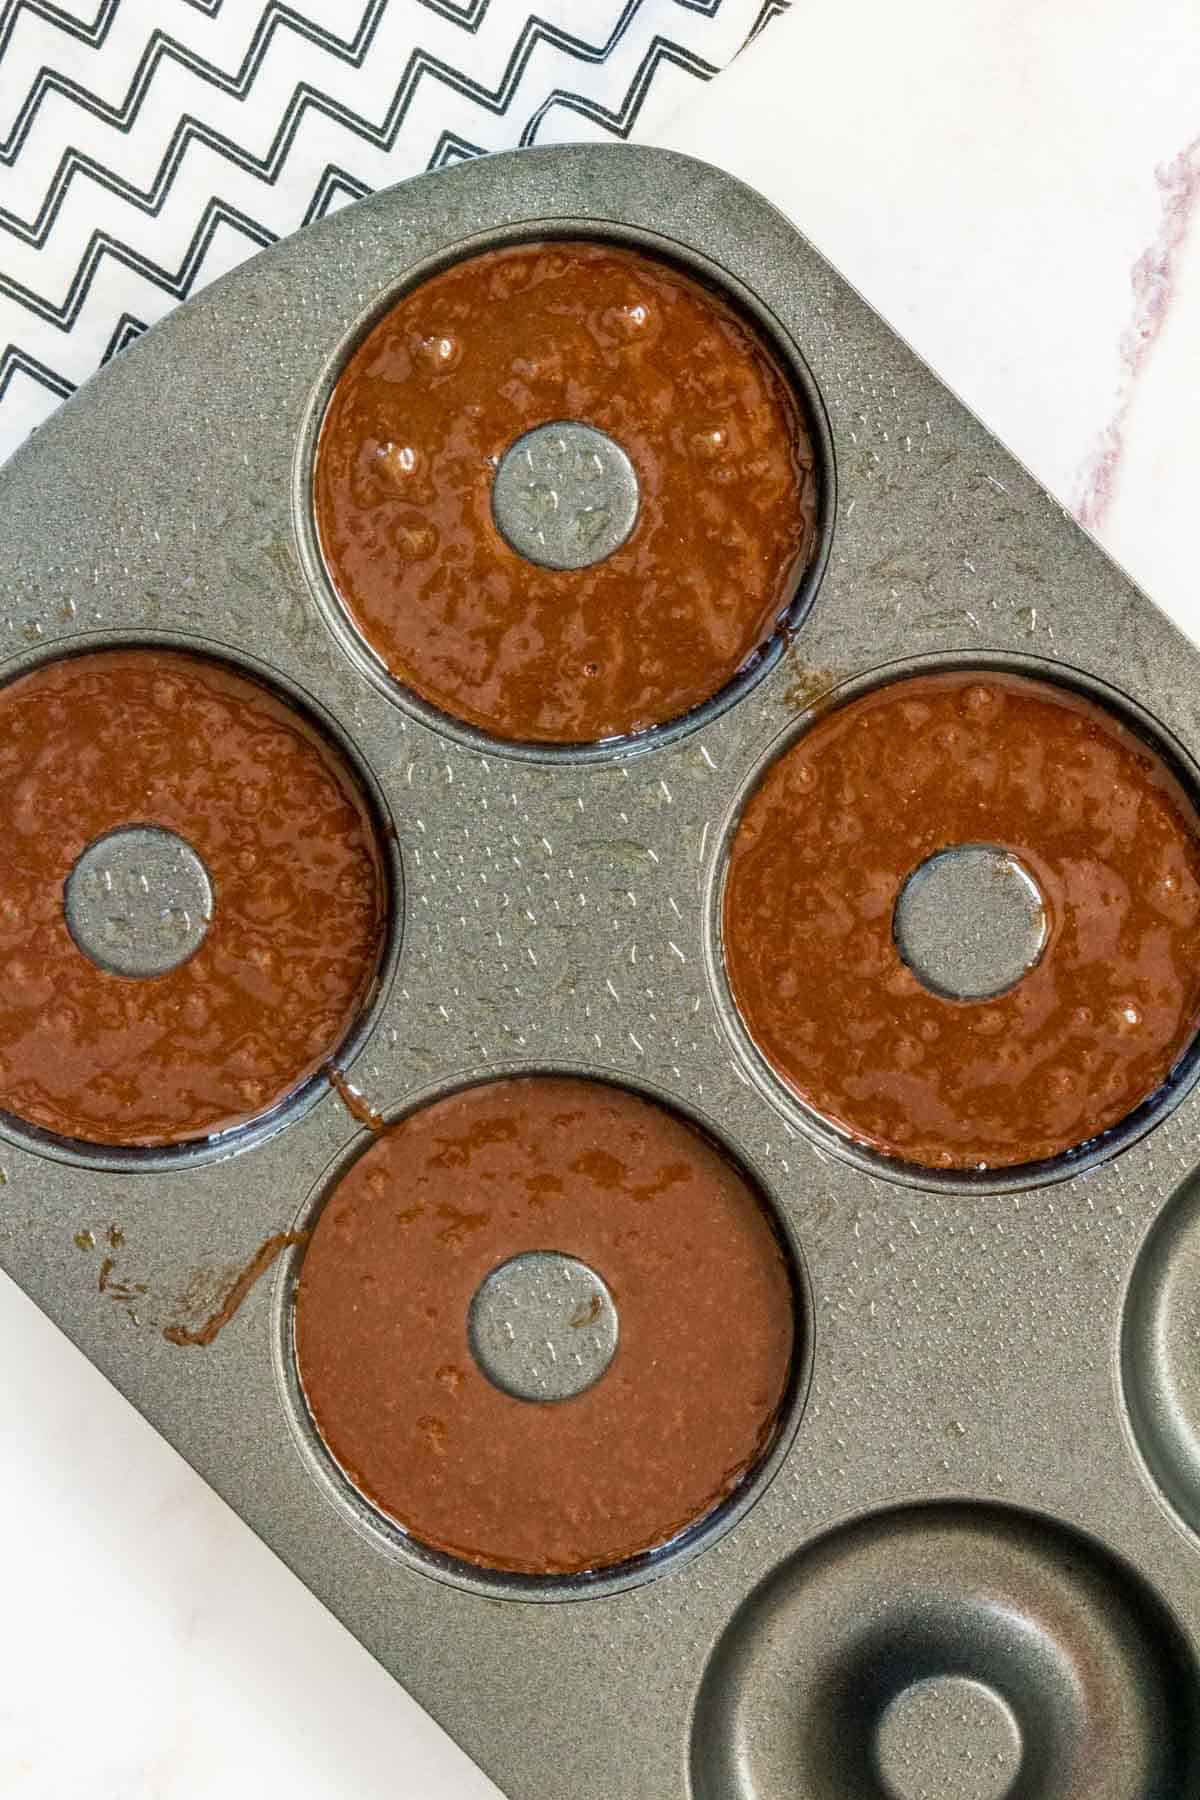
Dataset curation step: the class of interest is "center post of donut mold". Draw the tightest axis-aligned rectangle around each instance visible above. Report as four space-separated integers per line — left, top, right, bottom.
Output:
467 1250 619 1403
873 1676 1023 1800
65 825 214 979
893 842 1048 1003
490 420 640 572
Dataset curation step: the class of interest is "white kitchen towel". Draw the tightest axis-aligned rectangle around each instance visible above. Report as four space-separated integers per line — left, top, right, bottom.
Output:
0 0 786 463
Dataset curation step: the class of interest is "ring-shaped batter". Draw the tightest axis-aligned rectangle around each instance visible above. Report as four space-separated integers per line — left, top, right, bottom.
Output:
723 670 1200 1169
0 649 388 1147
294 1076 797 1575
314 240 819 745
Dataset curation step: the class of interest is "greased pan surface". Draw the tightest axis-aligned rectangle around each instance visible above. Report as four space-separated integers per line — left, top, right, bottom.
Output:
2 146 1200 1800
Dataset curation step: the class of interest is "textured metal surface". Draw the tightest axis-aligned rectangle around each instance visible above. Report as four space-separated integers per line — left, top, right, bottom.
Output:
491 420 640 571
894 844 1047 1002
65 825 213 977
3 144 1200 1800
690 1504 1200 1799
1122 1174 1200 1542
874 1676 1022 1800
468 1252 619 1403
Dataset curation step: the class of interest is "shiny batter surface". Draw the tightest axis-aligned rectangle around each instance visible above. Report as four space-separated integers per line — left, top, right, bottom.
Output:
294 1077 796 1575
724 671 1200 1169
314 240 818 745
0 650 386 1146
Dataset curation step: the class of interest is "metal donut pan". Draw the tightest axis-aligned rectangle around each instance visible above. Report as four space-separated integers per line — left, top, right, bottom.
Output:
2 144 1200 1799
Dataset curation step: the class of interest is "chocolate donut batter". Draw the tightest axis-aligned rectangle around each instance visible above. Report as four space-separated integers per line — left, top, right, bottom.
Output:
314 240 818 745
0 649 386 1146
294 1077 797 1575
723 670 1200 1169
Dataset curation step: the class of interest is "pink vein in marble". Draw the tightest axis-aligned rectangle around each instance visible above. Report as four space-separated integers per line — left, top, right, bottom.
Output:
1077 133 1200 530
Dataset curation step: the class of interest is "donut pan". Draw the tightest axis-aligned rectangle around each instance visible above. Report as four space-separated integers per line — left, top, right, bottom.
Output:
6 144 1200 1800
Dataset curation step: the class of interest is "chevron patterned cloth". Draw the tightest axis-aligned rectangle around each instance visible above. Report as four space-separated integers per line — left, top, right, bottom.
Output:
0 0 786 464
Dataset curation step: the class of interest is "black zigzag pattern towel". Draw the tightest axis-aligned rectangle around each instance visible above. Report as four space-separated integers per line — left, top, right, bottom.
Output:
0 0 787 463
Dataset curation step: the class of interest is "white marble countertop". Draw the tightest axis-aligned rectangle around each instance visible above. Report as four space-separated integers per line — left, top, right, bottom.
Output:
3 3 1198 1794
